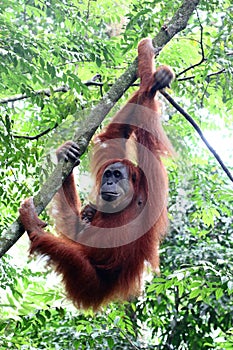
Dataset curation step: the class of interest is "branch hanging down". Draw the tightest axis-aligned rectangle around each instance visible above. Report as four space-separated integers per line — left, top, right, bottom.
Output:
0 0 200 258
160 90 233 183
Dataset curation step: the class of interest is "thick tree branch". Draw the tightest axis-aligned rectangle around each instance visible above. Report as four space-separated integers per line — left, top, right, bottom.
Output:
0 0 200 258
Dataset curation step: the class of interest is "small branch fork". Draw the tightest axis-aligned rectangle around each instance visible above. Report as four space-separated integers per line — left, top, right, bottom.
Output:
176 10 205 79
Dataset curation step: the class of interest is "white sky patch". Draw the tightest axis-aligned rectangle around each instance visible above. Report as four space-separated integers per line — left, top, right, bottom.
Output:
203 129 233 165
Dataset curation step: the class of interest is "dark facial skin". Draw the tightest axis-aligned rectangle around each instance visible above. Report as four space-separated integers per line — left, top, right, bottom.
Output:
100 162 130 202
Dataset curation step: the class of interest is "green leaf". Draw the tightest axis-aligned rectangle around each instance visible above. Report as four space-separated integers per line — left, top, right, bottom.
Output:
215 288 223 300
189 289 201 299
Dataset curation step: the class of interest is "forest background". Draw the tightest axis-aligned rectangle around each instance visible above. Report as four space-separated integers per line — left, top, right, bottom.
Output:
0 0 232 349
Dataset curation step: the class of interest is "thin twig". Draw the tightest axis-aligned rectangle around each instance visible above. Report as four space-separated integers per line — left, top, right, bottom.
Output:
86 0 91 21
118 328 140 350
177 68 226 82
0 75 102 105
160 90 233 183
206 68 226 80
0 86 69 104
200 81 209 107
13 123 58 140
177 10 205 78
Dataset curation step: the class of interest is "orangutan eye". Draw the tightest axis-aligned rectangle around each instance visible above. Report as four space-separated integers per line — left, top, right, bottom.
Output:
114 170 121 178
105 170 111 178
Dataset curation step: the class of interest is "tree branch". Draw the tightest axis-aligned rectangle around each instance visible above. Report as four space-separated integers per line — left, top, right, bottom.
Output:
0 0 200 258
0 86 70 105
0 75 103 105
13 123 59 140
176 10 205 78
177 68 226 82
160 90 233 183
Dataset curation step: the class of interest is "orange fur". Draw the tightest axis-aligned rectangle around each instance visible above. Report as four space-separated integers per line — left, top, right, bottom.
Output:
19 38 174 310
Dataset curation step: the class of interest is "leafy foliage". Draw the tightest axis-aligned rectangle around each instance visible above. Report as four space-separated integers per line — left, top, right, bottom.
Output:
0 0 232 349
